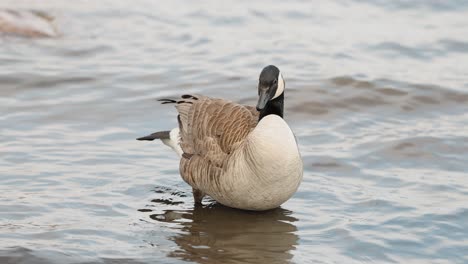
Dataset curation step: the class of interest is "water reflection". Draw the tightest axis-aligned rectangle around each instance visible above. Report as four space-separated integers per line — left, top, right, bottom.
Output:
149 204 298 264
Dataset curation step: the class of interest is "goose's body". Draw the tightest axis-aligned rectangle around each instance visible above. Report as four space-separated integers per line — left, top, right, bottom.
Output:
138 65 303 211
205 114 302 210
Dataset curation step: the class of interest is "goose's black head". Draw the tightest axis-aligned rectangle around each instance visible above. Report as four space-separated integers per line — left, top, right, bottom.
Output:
256 65 285 120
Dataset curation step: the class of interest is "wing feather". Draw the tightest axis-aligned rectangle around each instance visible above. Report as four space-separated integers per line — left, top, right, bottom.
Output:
165 95 258 189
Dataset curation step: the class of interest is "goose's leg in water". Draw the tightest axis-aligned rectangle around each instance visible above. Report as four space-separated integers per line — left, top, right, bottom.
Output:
192 188 205 205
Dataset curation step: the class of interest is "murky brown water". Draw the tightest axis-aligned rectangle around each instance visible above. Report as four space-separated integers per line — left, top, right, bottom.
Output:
1 1 468 263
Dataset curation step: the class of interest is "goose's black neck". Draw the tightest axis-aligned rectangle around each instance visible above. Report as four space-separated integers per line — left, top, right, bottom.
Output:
259 93 284 121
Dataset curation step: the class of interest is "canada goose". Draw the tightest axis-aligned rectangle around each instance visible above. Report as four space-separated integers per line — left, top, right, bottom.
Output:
138 65 303 211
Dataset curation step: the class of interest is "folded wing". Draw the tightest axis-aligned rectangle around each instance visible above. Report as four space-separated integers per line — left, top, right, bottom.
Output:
163 95 258 189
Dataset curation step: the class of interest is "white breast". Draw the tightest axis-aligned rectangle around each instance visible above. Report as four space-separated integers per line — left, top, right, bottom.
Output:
213 115 303 210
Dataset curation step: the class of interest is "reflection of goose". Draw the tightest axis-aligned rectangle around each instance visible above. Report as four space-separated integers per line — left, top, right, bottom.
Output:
0 10 58 37
149 204 298 264
138 65 303 211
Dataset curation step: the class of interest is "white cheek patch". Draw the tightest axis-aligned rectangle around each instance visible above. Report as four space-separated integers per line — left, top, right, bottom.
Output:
272 71 284 100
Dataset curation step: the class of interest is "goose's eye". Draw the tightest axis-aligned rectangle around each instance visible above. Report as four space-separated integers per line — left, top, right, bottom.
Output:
273 79 277 85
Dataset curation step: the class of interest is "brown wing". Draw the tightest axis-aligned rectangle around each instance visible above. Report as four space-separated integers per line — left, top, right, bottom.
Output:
166 94 258 189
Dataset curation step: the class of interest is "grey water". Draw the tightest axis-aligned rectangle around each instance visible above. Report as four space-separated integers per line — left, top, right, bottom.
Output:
1 0 468 263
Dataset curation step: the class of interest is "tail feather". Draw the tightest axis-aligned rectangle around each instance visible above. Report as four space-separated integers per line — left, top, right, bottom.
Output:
137 131 170 141
139 96 196 157
157 95 199 105
137 128 183 157
158 99 177 104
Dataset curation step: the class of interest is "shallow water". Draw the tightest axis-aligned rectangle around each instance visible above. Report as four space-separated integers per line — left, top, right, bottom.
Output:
1 0 468 263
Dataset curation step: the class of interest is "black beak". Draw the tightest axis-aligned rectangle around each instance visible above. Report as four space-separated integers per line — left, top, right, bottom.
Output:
256 87 270 111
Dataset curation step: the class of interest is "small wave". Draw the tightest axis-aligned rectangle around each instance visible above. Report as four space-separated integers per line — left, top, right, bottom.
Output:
368 39 468 60
287 77 468 118
354 0 468 12
359 136 468 171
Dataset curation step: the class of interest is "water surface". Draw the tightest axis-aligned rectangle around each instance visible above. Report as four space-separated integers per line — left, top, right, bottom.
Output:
1 0 468 263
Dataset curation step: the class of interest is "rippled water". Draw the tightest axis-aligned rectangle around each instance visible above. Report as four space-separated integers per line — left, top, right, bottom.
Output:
1 0 468 263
